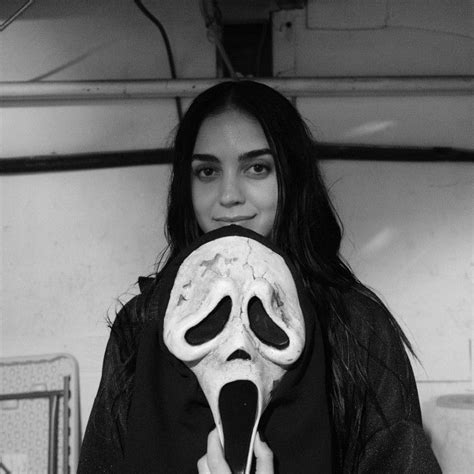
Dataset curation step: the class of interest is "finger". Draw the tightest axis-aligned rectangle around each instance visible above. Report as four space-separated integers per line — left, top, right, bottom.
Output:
197 454 211 474
254 432 274 474
206 428 232 474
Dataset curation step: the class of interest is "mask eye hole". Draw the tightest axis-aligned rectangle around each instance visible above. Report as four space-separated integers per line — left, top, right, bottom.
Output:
247 296 289 349
185 296 232 345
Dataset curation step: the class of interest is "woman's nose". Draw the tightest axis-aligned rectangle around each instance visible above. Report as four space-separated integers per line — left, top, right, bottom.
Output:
219 175 245 207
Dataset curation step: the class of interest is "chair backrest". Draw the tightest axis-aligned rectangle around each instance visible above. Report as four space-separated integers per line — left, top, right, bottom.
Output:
0 353 81 473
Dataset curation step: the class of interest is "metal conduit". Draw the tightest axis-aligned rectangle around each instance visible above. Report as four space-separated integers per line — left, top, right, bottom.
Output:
1 77 472 101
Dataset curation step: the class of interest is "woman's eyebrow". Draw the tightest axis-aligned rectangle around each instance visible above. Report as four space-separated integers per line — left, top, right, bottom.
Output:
191 148 273 163
191 154 219 162
239 148 274 161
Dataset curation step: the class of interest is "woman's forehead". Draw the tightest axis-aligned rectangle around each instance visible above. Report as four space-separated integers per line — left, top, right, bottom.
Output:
193 109 269 154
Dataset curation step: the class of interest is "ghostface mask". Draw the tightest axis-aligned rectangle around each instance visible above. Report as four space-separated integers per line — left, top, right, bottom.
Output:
122 225 331 474
163 226 306 474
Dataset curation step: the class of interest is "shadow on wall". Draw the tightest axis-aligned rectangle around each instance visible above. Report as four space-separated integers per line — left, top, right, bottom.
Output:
423 393 474 473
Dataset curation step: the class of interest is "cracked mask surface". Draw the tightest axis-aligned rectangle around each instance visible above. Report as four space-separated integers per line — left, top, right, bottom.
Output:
163 235 306 443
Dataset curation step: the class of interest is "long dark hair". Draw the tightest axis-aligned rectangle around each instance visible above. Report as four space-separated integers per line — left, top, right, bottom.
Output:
167 80 343 268
163 80 414 470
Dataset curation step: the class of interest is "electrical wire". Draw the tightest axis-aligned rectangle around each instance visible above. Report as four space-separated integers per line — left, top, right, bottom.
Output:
199 0 237 78
134 0 183 121
307 0 472 39
307 24 473 38
0 0 35 31
382 25 473 40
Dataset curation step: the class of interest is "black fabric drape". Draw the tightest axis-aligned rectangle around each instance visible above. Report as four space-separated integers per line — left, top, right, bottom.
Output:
121 225 332 473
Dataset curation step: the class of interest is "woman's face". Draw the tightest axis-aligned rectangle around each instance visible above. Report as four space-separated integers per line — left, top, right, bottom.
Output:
191 109 278 238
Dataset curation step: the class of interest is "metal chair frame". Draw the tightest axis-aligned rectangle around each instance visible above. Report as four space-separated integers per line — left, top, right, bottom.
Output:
0 376 70 473
0 354 80 473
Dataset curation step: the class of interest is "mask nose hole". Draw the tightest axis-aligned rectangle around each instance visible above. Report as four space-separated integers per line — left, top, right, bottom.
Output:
227 349 251 361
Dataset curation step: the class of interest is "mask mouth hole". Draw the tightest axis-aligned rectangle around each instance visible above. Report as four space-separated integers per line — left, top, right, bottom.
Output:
219 380 258 474
227 349 251 361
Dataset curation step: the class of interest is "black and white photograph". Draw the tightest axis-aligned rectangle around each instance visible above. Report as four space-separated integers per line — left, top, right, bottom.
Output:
0 1 472 472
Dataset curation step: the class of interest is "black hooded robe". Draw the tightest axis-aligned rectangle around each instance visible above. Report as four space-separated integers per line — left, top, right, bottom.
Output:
78 227 441 473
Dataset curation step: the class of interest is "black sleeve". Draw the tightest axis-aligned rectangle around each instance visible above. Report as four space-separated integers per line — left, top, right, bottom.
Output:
78 296 142 473
347 293 442 473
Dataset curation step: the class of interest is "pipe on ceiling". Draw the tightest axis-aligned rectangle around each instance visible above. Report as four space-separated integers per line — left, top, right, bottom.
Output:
1 77 472 102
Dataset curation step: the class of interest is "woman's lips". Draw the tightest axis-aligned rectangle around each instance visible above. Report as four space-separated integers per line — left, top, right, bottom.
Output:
214 216 256 223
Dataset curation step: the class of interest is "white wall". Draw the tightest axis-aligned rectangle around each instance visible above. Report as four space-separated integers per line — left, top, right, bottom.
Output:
272 3 473 468
1 0 472 451
273 2 473 149
322 160 472 383
1 0 212 157
271 0 473 405
0 0 214 430
274 0 472 76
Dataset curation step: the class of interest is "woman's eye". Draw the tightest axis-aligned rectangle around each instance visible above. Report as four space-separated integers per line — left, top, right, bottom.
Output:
247 163 270 177
194 167 218 180
201 168 215 177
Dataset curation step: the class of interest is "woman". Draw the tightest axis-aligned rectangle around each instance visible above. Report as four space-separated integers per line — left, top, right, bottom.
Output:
78 80 440 473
